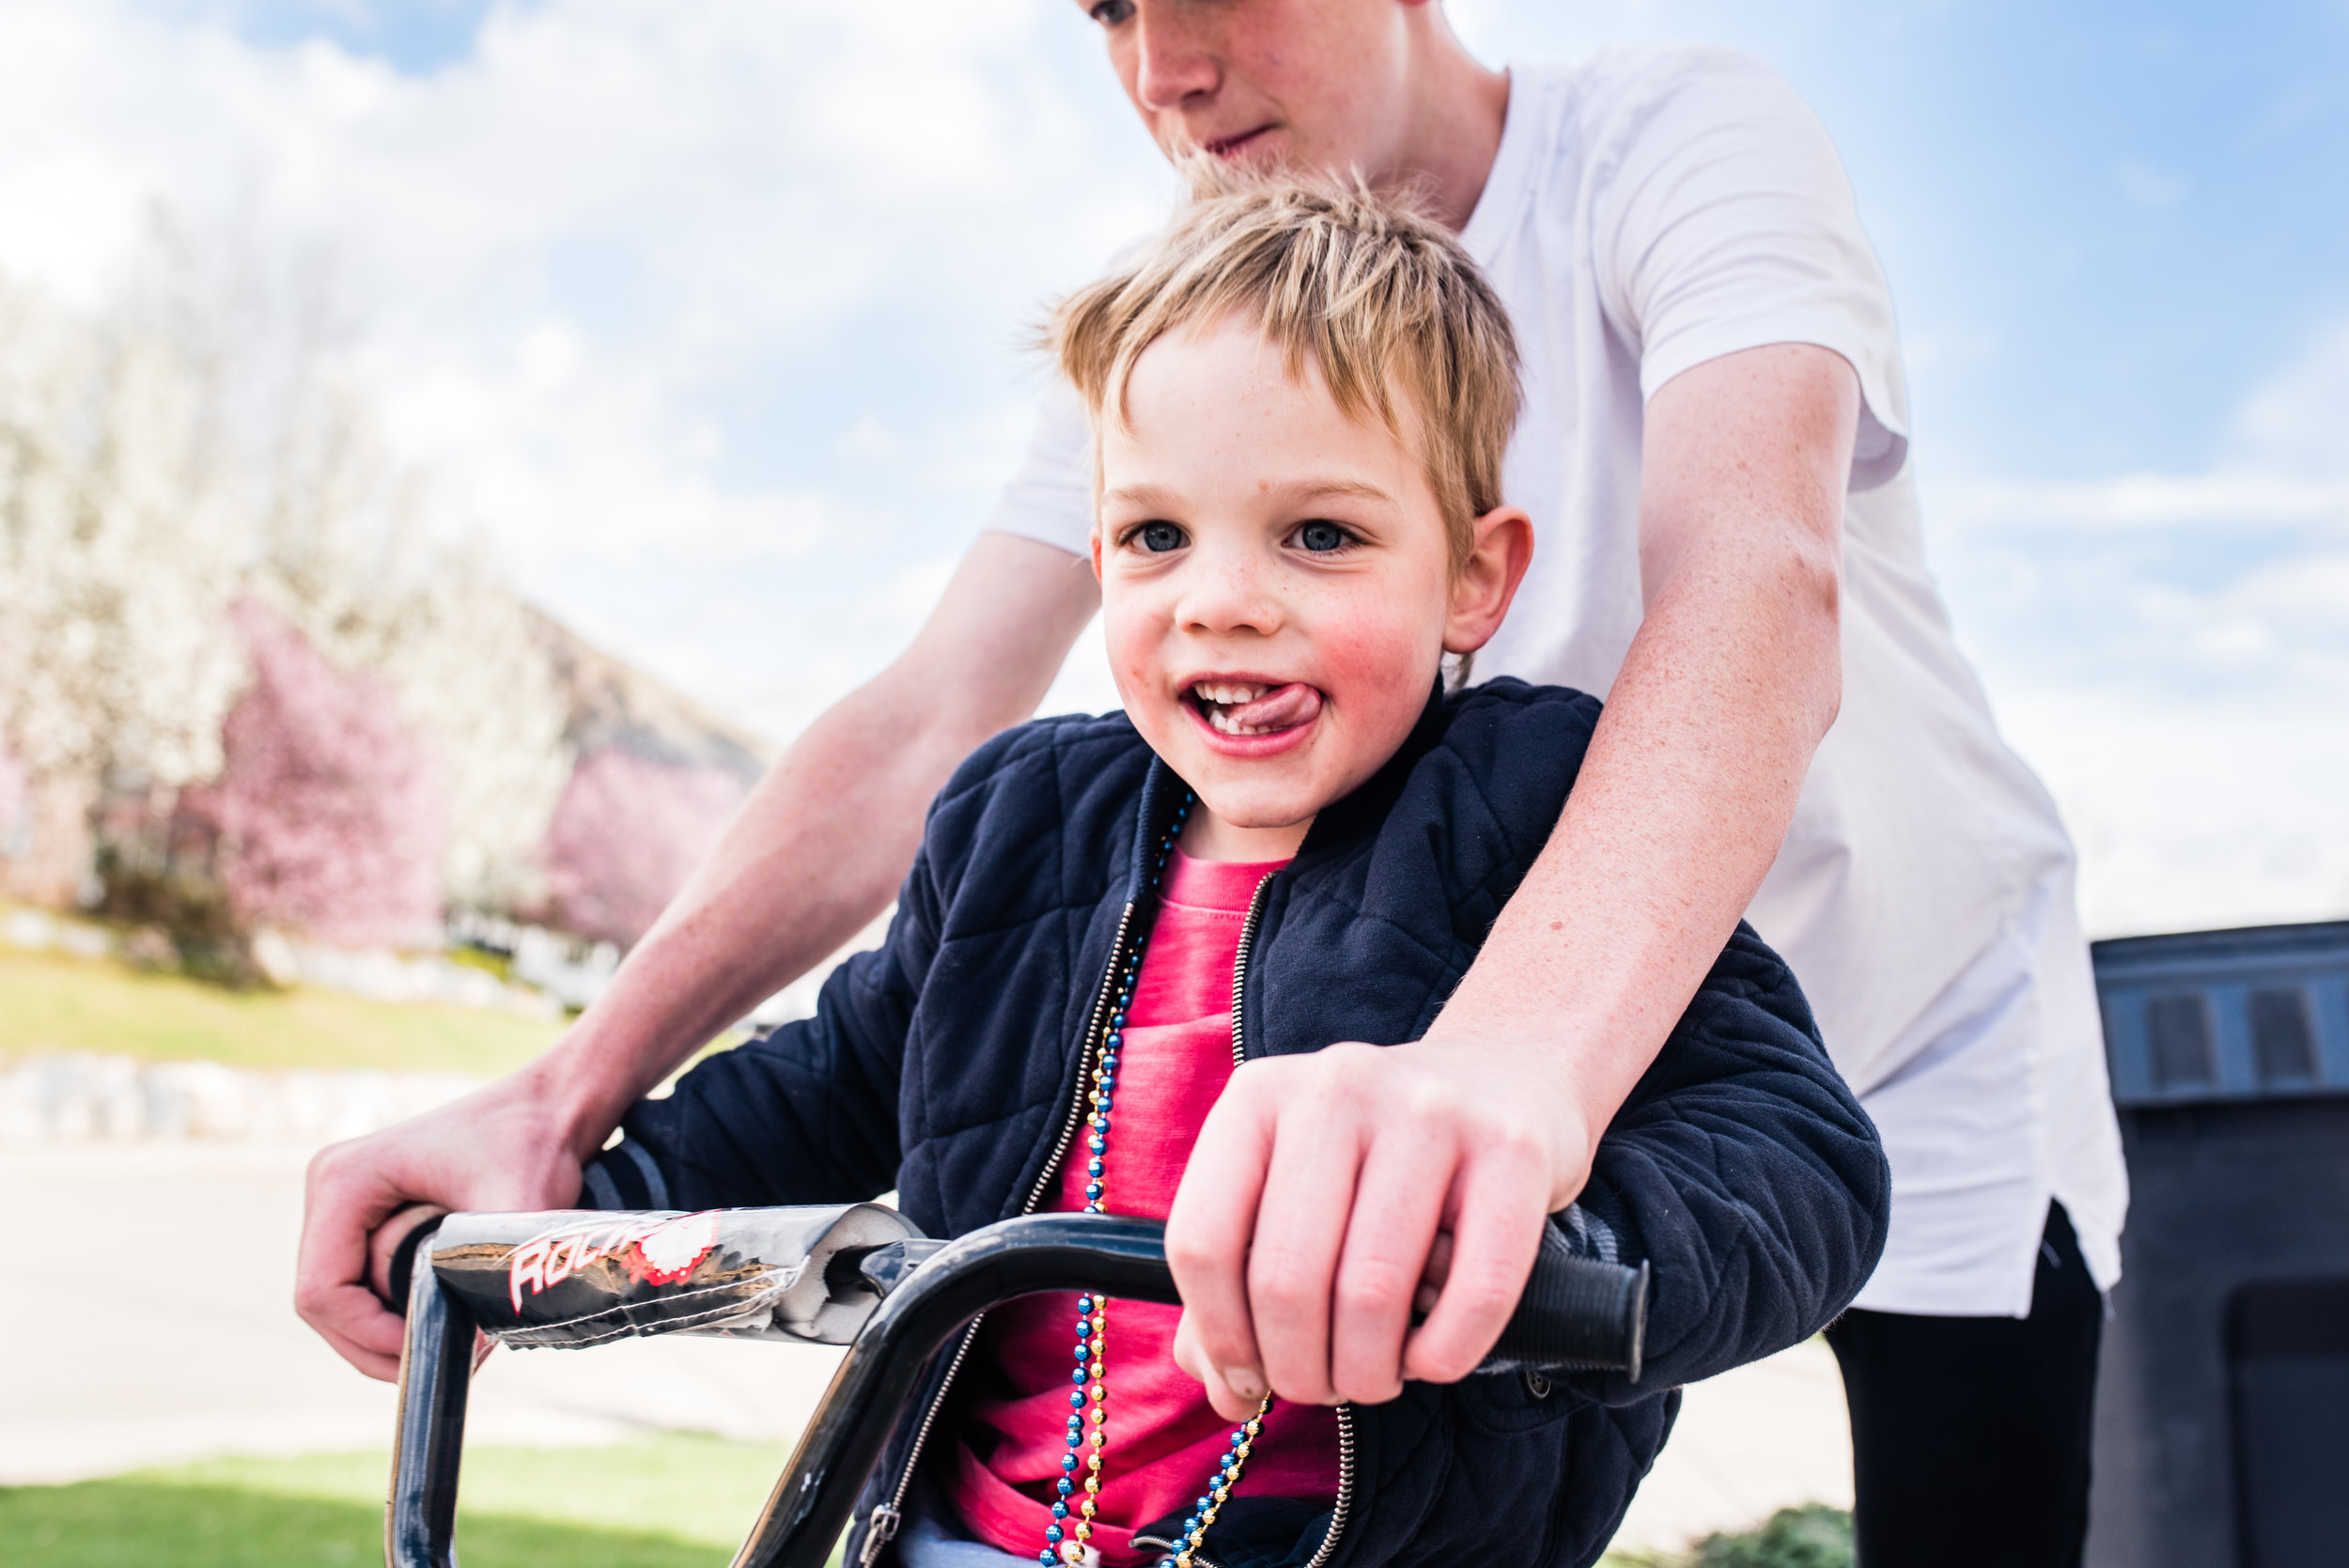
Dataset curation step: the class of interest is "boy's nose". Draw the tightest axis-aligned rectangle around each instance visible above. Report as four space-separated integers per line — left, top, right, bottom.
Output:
1174 547 1283 639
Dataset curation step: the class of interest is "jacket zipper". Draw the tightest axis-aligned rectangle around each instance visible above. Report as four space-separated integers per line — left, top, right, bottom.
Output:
861 903 1142 1565
1134 1540 1224 1568
1231 873 1355 1568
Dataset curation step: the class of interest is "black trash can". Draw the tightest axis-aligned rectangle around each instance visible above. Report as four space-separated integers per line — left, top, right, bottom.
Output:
2086 919 2349 1568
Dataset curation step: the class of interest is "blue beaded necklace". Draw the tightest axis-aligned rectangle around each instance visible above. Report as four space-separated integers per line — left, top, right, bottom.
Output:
1041 792 1277 1568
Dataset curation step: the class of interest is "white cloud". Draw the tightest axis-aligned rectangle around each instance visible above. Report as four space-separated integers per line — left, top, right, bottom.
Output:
4 0 2339 942
2114 157 2188 208
2234 318 2349 468
1942 318 2349 528
1940 470 2349 531
0 0 1174 739
2001 688 2349 938
1948 320 2349 934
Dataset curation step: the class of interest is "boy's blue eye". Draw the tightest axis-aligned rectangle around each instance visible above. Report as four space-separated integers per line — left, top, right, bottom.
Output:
1139 521 1185 553
1298 520 1347 552
1089 0 1134 24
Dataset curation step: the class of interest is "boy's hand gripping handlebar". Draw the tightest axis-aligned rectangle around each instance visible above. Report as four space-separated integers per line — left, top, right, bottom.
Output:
387 1206 1649 1568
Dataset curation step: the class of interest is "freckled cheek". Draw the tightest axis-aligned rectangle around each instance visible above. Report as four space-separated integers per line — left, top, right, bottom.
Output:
1312 616 1441 733
1100 598 1175 713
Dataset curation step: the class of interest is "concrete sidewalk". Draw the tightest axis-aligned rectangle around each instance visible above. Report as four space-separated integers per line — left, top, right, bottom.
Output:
0 1144 839 1483
0 1143 1850 1556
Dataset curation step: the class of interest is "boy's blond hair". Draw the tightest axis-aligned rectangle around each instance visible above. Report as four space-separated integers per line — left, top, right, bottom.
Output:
1050 173 1523 568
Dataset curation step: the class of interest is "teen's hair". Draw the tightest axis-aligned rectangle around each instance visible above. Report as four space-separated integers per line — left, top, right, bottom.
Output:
1049 169 1522 567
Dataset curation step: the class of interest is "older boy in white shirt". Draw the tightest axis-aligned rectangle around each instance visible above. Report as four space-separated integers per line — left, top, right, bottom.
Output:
301 8 2124 1562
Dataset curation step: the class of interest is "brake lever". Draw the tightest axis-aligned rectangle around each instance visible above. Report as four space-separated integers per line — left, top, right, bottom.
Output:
843 1236 950 1298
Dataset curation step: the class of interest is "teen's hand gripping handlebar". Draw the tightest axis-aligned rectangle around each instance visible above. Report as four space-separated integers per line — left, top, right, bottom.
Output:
387 1207 1649 1568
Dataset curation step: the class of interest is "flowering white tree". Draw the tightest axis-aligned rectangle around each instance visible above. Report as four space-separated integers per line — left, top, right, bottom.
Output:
0 228 573 936
0 280 249 904
0 732 26 861
386 565 576 912
179 226 576 917
235 392 573 915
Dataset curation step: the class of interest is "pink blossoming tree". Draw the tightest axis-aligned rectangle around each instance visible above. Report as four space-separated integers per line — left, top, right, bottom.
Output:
0 735 25 856
184 600 446 948
540 749 748 947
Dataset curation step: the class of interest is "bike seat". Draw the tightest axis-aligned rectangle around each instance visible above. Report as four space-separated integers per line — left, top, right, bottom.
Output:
428 1203 925 1349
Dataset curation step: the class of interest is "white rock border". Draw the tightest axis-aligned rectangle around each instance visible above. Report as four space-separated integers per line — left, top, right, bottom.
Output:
0 1052 485 1145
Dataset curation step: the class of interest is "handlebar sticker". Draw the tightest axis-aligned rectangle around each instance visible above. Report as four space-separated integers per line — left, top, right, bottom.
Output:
634 1210 721 1285
506 1210 722 1311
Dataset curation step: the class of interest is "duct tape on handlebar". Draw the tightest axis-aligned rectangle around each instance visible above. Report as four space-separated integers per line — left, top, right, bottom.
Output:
428 1203 925 1349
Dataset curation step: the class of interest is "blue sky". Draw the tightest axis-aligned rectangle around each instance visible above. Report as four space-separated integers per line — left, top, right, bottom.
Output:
0 0 2341 933
155 0 506 74
1470 0 2349 474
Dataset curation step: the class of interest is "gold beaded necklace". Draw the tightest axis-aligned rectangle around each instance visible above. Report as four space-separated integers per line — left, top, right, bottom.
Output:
1038 794 1277 1568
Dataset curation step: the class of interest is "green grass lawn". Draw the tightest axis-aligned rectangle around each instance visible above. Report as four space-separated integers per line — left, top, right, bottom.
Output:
0 1435 1838 1567
1608 1505 1854 1568
0 1436 824 1568
0 946 564 1075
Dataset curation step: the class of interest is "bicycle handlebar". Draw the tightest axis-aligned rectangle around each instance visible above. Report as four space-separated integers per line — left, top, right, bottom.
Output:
387 1208 1647 1568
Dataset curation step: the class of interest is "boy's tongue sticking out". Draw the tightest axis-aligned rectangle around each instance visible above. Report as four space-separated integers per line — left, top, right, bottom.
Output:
1190 680 1323 737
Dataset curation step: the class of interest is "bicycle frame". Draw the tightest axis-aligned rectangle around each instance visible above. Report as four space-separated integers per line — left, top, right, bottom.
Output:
387 1208 1646 1568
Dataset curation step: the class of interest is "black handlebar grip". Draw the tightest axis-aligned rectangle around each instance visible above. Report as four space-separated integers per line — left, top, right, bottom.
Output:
1482 1219 1650 1381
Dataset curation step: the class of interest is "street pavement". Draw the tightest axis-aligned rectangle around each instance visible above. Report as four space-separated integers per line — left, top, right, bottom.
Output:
0 1141 1849 1556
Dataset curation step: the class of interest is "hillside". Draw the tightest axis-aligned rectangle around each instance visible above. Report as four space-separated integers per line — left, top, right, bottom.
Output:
529 611 773 784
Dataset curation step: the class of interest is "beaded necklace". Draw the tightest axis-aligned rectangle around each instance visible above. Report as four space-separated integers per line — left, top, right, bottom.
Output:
1041 792 1278 1568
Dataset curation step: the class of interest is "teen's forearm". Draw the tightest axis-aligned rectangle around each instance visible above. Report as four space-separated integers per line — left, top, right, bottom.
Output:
1423 344 1854 1198
534 534 1101 1154
1423 548 1839 1185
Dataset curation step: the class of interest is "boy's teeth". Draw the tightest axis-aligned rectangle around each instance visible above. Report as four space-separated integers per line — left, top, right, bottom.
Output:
1191 679 1322 737
1193 681 1274 735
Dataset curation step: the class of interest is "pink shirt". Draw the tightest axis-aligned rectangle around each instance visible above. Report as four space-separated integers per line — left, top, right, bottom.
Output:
944 850 1341 1564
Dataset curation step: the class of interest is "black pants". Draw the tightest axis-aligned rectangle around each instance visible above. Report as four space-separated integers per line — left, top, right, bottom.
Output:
1825 1203 2103 1568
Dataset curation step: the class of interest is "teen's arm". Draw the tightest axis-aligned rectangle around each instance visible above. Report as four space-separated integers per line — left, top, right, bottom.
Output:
295 532 1098 1380
1168 342 1856 1415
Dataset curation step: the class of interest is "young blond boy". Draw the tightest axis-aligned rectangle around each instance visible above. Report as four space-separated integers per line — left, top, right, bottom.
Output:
580 181 1887 1568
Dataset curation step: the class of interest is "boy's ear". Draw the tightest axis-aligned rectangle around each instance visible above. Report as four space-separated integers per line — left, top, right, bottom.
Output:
1444 505 1535 656
1089 524 1106 581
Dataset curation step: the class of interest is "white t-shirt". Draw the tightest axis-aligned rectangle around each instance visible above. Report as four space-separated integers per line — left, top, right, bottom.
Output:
987 46 2126 1318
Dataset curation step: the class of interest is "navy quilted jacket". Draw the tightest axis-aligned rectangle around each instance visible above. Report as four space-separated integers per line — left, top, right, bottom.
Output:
599 680 1889 1568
